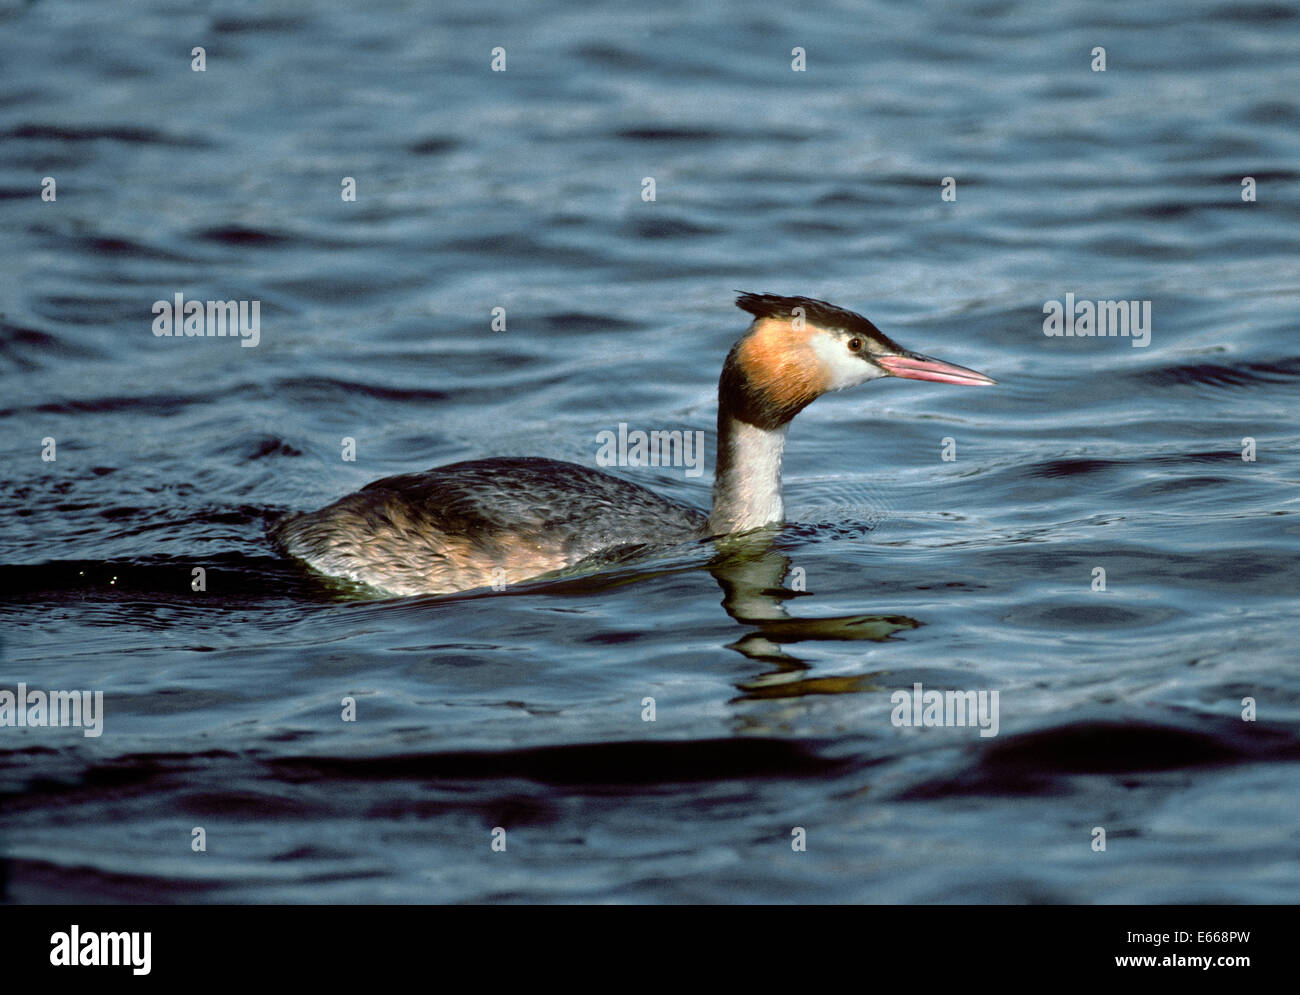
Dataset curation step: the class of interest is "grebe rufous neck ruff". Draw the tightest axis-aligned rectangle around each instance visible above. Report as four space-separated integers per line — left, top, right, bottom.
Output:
271 293 996 596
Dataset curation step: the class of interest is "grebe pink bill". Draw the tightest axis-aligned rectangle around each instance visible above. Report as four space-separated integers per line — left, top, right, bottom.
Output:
270 293 996 597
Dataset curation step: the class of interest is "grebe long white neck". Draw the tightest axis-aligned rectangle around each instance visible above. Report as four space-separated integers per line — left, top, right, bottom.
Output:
709 415 788 533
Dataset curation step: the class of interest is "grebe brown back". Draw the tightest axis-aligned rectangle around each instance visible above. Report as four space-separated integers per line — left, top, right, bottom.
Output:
270 293 996 596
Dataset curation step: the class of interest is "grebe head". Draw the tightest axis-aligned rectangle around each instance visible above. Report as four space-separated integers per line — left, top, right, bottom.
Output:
723 292 995 429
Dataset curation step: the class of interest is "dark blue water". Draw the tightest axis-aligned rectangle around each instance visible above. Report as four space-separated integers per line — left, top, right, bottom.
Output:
2 0 1298 902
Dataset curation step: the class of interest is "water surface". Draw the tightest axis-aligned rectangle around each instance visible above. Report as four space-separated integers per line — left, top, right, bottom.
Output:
1 0 1298 902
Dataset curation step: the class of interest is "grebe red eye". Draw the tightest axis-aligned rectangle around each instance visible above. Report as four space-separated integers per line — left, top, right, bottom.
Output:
847 338 863 352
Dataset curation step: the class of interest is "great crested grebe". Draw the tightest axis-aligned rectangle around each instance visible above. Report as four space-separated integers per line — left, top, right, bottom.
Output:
271 293 995 596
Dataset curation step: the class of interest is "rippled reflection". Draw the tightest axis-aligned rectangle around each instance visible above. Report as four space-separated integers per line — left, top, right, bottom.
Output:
706 531 917 699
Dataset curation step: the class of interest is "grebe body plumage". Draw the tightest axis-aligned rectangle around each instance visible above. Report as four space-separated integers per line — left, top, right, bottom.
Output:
271 456 707 596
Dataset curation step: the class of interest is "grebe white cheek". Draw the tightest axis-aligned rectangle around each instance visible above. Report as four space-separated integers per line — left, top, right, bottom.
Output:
270 293 996 596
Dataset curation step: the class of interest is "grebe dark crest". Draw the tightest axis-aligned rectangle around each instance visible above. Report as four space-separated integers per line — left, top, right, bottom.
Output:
271 293 995 596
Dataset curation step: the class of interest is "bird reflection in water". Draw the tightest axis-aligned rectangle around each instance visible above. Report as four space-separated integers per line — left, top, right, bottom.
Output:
705 530 918 701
